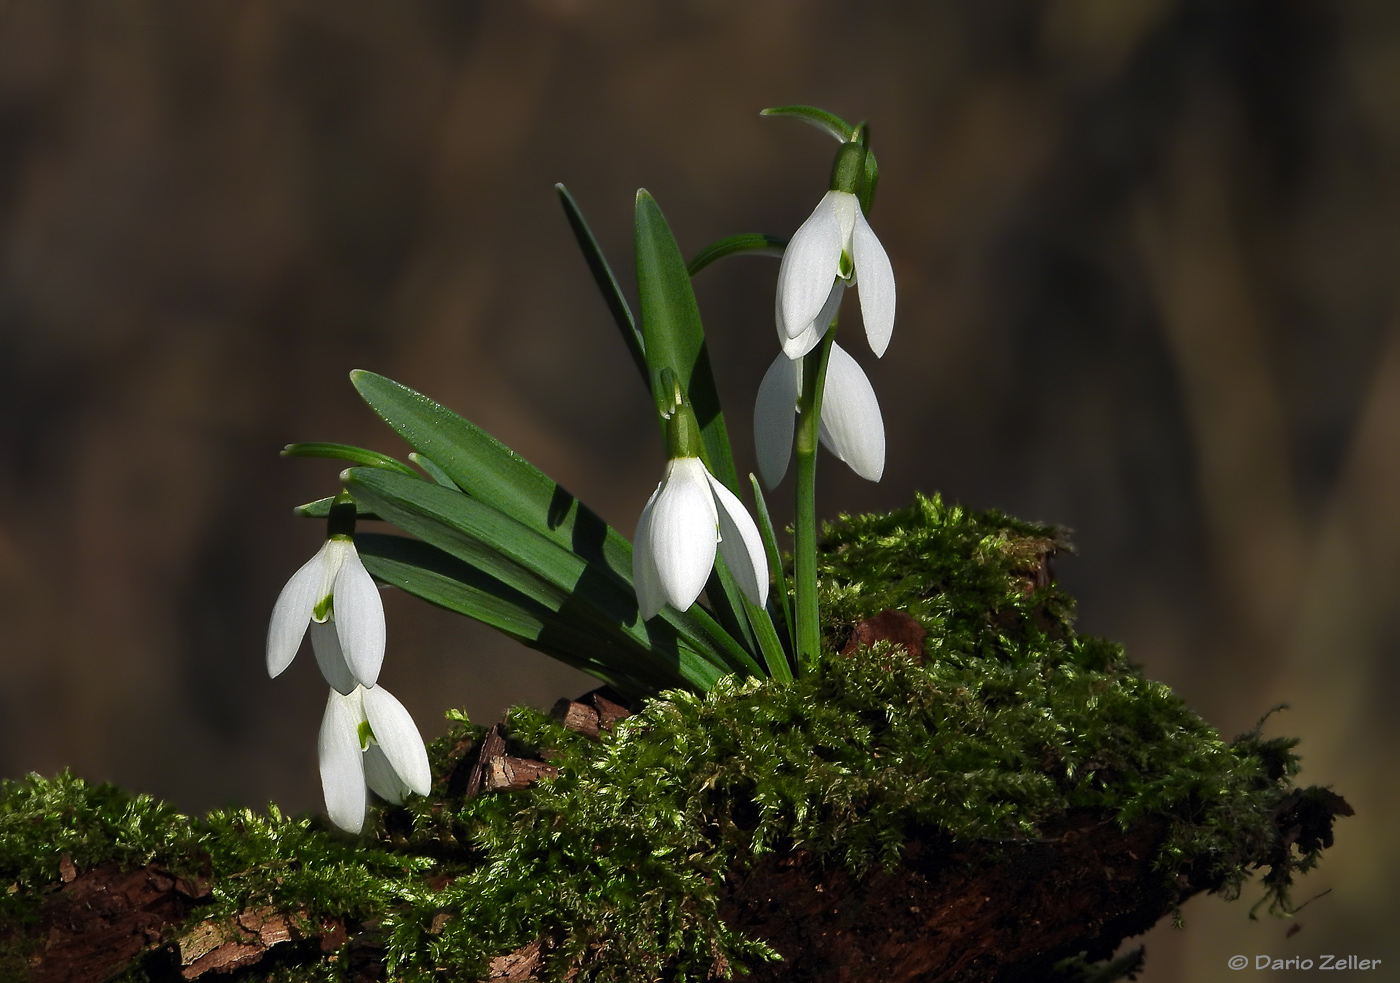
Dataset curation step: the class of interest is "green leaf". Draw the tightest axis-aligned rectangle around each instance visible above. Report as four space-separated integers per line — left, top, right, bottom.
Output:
409 452 458 489
633 191 739 490
706 553 759 657
760 105 854 142
857 124 880 215
356 533 652 699
687 233 786 277
349 370 755 675
744 594 791 684
281 442 417 476
635 190 756 652
749 473 794 651
295 496 381 522
344 468 729 692
556 183 647 389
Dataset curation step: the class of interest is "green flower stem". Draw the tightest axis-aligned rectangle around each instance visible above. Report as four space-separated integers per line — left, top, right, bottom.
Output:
793 326 836 672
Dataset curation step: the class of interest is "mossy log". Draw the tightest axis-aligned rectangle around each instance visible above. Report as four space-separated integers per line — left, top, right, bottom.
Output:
0 495 1349 983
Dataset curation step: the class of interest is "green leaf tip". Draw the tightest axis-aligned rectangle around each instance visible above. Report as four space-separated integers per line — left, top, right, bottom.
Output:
281 441 418 477
555 184 645 389
760 105 855 142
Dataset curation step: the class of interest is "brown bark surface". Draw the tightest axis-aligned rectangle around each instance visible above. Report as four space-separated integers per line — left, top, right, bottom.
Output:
720 812 1185 983
23 862 207 983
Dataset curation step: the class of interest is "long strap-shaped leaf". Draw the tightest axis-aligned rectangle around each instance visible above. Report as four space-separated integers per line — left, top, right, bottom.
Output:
555 184 647 389
350 370 758 677
356 533 656 700
344 468 728 691
634 191 760 655
633 191 740 493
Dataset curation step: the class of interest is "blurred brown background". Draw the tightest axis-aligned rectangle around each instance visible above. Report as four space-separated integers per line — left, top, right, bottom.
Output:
1 0 1396 977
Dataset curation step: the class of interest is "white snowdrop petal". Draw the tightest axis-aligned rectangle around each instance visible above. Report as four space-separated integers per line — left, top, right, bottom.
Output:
362 684 432 797
818 343 886 482
310 621 358 696
780 280 845 361
850 208 895 357
754 354 800 489
780 323 822 361
633 486 667 621
266 544 330 679
318 689 367 834
363 743 408 804
648 458 719 612
778 192 844 342
706 473 770 609
332 547 386 689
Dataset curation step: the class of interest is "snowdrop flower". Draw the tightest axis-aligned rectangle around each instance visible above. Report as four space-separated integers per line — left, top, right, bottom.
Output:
318 682 432 834
776 142 895 360
267 533 384 689
633 457 769 620
753 341 885 488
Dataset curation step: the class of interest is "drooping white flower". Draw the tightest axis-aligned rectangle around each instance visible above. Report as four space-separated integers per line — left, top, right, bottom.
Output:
318 682 432 834
776 189 895 360
753 341 885 489
267 536 384 689
632 457 769 620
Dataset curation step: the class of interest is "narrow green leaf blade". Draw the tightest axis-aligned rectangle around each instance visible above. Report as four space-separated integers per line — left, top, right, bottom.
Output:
282 442 417 476
295 496 381 521
356 533 651 699
409 452 459 489
352 370 631 569
745 594 791 683
556 183 647 389
349 370 754 673
687 233 786 277
634 190 739 492
343 467 728 691
858 124 880 214
760 105 853 142
636 190 761 653
749 473 794 651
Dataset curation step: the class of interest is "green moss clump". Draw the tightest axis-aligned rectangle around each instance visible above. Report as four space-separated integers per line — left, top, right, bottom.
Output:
0 773 435 980
0 494 1340 982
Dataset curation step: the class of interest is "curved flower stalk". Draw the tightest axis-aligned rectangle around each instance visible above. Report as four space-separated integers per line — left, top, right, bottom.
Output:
633 456 769 621
318 682 431 834
776 187 895 360
267 533 384 689
753 341 885 488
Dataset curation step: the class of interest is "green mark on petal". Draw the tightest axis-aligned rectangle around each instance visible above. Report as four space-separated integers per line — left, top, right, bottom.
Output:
357 720 375 751
313 595 334 623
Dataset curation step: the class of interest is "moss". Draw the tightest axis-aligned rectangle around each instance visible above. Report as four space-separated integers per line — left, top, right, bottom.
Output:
0 494 1341 982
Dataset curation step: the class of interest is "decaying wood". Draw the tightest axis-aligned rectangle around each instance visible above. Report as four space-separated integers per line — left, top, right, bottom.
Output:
717 798 1352 983
551 687 633 741
483 755 559 793
485 937 543 981
552 699 603 739
481 937 581 983
457 721 563 799
177 906 302 979
460 725 507 799
840 609 928 660
22 861 208 983
720 812 1180 982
